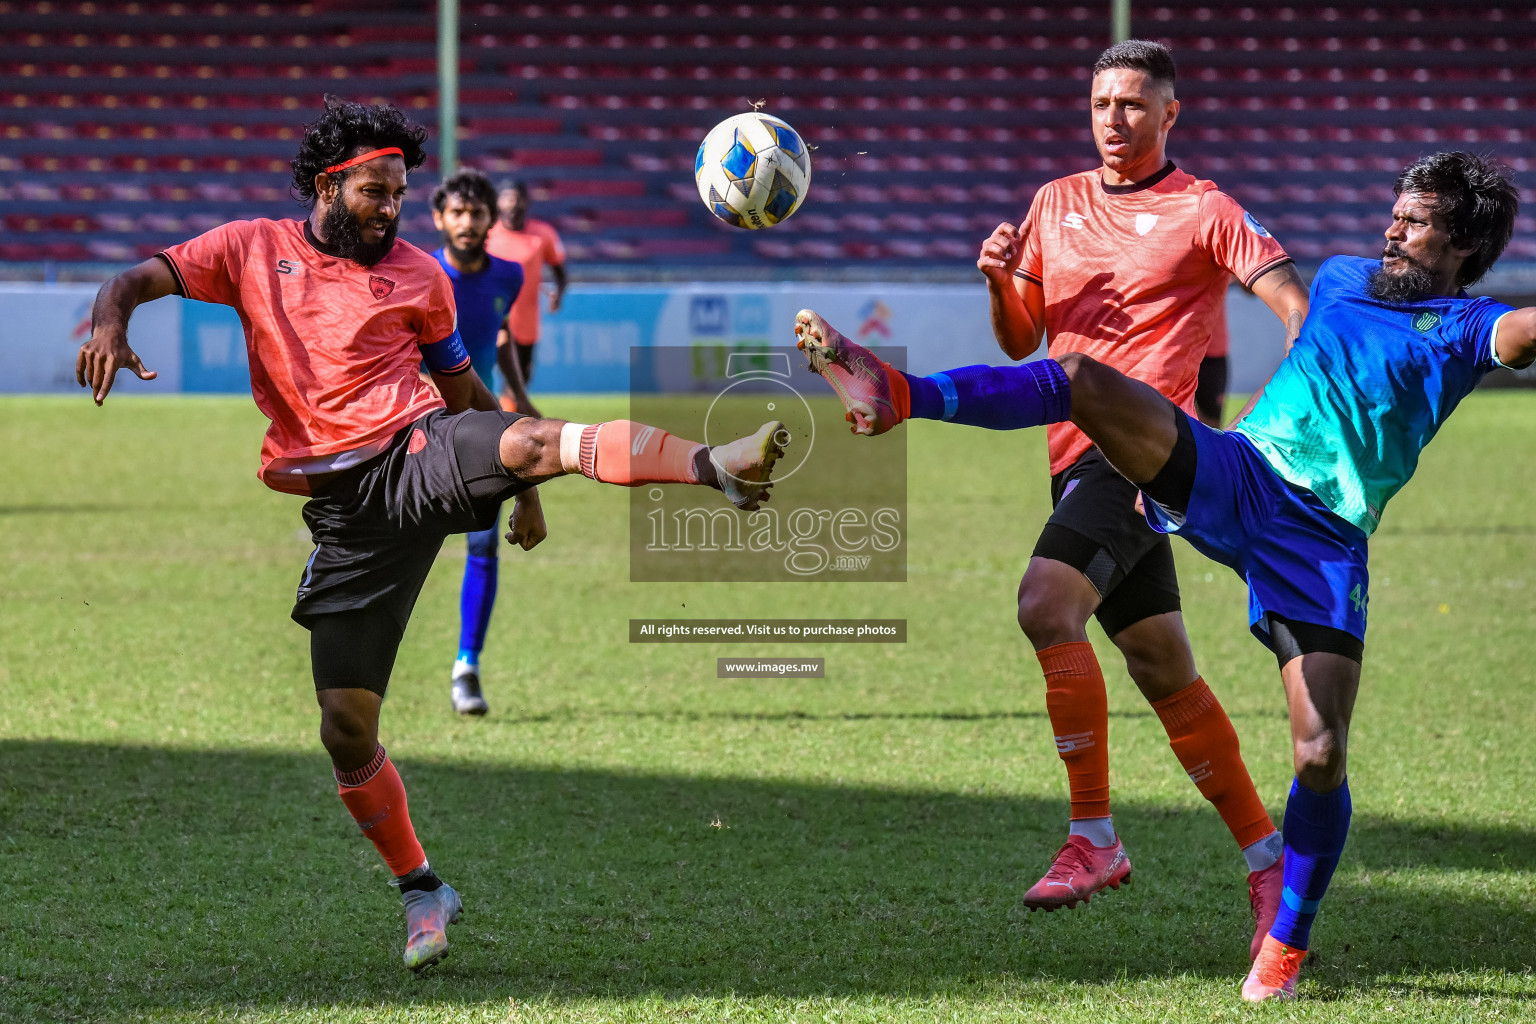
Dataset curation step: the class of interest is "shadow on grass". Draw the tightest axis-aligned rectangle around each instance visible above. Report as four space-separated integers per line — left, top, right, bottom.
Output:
1 740 1532 1016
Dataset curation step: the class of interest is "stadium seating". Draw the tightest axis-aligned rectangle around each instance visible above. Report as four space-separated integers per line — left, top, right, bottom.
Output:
2 1 1534 269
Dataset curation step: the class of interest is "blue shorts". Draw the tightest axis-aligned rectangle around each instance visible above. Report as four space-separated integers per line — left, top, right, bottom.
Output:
1142 416 1371 650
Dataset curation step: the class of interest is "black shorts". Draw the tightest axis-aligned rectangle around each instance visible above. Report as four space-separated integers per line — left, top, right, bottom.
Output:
1195 355 1228 425
292 408 531 630
1031 446 1181 638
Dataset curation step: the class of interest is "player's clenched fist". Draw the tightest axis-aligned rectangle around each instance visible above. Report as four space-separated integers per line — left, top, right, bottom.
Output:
977 222 1024 284
505 488 548 551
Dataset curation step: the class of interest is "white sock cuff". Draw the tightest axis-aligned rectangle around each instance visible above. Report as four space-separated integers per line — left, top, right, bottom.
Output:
1242 830 1284 872
559 422 591 475
1068 816 1117 848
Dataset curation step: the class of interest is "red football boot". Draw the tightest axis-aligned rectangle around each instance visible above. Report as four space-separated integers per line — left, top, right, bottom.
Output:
1247 855 1285 961
1021 834 1132 911
793 308 903 436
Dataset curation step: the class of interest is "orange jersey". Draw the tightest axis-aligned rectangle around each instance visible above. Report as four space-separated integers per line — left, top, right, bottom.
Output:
1017 164 1288 474
159 219 457 495
486 217 565 344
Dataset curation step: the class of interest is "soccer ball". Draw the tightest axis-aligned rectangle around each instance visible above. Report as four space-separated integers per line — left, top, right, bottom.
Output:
695 112 812 229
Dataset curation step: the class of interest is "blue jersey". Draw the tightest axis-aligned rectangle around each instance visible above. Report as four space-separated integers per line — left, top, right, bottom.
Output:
1237 255 1514 535
432 248 524 386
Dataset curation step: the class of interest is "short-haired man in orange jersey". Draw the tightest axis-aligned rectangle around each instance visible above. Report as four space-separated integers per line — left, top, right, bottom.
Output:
975 41 1311 954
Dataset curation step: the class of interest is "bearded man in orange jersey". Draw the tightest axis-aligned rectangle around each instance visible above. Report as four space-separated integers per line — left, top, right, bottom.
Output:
78 98 785 973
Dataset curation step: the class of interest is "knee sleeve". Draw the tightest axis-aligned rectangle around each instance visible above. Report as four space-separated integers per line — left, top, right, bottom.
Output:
310 608 405 697
452 409 527 505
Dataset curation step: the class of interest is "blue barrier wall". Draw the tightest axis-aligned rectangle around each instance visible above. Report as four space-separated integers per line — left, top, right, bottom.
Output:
0 282 1291 395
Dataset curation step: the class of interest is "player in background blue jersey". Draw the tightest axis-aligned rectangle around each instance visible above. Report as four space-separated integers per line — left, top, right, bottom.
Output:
795 151 1532 1003
431 168 542 715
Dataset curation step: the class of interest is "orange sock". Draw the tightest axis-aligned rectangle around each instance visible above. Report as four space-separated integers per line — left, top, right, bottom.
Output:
335 745 427 877
1152 678 1275 849
1037 640 1111 820
570 420 705 486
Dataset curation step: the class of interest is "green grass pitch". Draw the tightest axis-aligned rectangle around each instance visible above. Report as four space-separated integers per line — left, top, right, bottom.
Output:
2 393 1533 1023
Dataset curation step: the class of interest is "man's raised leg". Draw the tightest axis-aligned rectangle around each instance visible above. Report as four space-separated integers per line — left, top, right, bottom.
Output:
793 309 1181 488
313 609 461 972
493 417 788 511
1245 650 1359 1002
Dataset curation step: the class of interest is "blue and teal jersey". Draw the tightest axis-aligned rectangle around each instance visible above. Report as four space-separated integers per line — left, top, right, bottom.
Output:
1236 255 1515 535
431 248 524 386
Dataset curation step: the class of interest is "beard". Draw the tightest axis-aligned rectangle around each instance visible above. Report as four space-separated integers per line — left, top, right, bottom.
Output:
321 198 399 268
445 235 487 265
1366 244 1438 303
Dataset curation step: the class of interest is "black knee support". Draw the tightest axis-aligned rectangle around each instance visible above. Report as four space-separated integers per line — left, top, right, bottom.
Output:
310 607 406 697
1266 614 1364 668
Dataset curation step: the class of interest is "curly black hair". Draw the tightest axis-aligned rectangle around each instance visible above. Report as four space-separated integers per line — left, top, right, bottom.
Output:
1394 151 1520 287
432 167 498 214
290 95 429 206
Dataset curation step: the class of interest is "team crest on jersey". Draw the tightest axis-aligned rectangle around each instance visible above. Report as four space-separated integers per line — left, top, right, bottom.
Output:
369 275 396 300
1412 310 1442 333
1243 211 1272 238
1135 213 1159 236
407 428 428 454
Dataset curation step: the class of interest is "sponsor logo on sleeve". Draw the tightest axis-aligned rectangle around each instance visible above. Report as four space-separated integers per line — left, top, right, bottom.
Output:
1243 211 1272 237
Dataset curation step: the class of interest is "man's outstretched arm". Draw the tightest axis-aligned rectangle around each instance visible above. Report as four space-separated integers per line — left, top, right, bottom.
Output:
78 257 177 404
432 366 498 414
1227 262 1309 427
1252 261 1309 347
1495 307 1536 369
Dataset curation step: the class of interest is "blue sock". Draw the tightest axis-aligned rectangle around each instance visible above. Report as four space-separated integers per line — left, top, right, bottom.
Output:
458 547 499 659
900 361 1070 429
1269 777 1352 950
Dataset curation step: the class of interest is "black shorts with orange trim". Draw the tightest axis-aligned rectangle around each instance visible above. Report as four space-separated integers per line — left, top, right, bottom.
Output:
292 408 530 631
1031 446 1181 638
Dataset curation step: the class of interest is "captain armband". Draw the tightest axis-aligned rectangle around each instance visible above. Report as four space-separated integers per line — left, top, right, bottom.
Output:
420 330 472 375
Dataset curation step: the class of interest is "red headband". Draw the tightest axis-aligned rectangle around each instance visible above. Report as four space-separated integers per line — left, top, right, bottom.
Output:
324 147 404 174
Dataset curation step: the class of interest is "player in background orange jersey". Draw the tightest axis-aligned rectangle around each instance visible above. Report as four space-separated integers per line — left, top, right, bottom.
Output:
975 42 1310 953
77 99 786 973
486 181 567 406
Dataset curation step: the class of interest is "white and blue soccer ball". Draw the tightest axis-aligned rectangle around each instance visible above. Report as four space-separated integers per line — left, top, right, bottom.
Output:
695 112 812 229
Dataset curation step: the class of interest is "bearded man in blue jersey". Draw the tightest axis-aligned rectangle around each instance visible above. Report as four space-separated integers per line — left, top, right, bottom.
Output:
794 151 1529 1002
430 168 541 715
